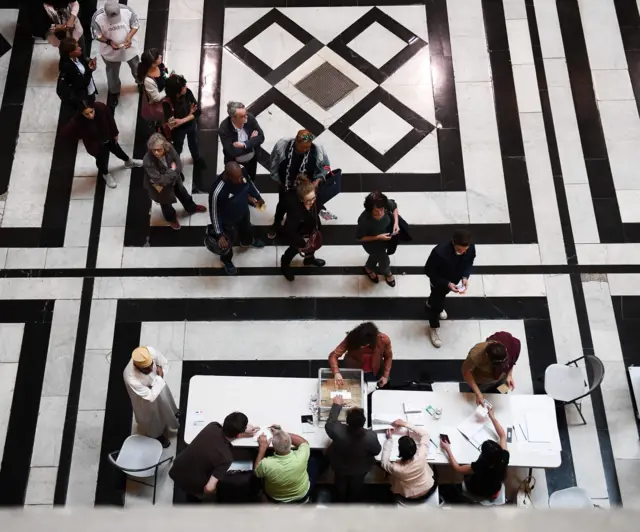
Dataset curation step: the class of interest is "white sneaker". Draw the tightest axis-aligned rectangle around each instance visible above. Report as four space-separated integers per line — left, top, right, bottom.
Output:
103 173 117 189
426 301 447 320
125 158 143 168
429 327 443 348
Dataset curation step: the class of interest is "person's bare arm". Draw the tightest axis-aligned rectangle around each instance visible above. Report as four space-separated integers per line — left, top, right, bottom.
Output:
289 433 307 448
441 442 473 474
488 409 507 450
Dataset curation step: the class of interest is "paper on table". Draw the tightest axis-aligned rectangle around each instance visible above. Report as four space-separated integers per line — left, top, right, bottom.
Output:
525 412 554 443
406 412 425 426
427 439 445 460
371 413 398 431
301 422 316 434
331 390 352 400
457 413 497 449
403 402 422 414
254 427 273 441
192 410 205 427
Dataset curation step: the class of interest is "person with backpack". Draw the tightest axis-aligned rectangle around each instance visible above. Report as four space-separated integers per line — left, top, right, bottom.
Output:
61 101 142 189
57 37 97 105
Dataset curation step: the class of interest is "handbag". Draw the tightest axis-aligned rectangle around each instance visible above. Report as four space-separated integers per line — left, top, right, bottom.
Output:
204 224 236 257
299 204 323 256
141 91 165 122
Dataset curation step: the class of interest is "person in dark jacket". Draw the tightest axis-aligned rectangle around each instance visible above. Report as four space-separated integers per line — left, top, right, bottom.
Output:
424 229 476 348
280 179 326 282
142 133 206 230
58 37 97 104
218 101 265 182
325 395 381 502
61 100 141 189
163 74 205 168
208 162 265 276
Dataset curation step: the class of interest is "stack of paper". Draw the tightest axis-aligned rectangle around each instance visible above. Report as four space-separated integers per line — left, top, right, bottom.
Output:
403 402 422 414
457 413 498 449
371 414 396 431
525 412 554 443
406 412 425 426
331 390 352 400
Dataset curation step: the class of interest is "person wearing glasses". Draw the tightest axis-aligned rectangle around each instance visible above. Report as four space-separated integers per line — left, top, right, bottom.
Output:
267 130 342 238
218 101 264 182
462 331 520 406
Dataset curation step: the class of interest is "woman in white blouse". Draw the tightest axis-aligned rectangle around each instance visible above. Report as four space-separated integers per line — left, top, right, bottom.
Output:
43 1 84 51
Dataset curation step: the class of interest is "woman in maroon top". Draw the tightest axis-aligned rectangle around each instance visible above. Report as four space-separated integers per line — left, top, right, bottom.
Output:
328 322 393 388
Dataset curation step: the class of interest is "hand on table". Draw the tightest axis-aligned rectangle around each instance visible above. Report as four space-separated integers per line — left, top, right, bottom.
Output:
332 395 344 406
440 440 451 454
245 424 259 436
377 376 388 388
334 372 344 387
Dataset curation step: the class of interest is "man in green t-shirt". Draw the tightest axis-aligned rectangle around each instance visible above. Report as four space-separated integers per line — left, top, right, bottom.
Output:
255 426 311 503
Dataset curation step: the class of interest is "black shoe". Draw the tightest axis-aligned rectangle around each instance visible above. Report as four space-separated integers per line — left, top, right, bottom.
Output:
303 257 326 267
281 263 295 281
157 435 171 448
175 409 181 419
107 92 119 109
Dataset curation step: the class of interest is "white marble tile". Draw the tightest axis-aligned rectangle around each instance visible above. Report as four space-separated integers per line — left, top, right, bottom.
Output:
27 44 61 87
163 49 201 83
544 274 584 364
41 300 81 397
139 323 186 361
506 19 534 65
245 23 304 70
30 396 68 468
387 133 440 173
617 189 640 223
86 299 118 350
592 70 635 101
96 227 124 268
565 184 600 244
348 22 407 69
606 141 640 190
608 274 640 295
462 147 509 224
127 0 149 20
0 248 7 269
377 5 429 41
447 0 485 38
392 272 485 299
450 36 491 82
101 177 131 227
0 323 24 363
45 248 88 269
483 274 546 297
577 244 640 265
280 7 370 45
19 88 61 133
166 19 202 51
253 103 305 156
0 9 18 49
311 130 380 173
5 248 47 269
583 280 624 362
512 64 542 113
615 458 640 509
66 410 104 505
0 362 18 461
64 200 94 247
503 0 527 19
25 467 57 505
0 278 82 300
79 350 111 411
220 49 271 111
579 0 628 70
350 103 413 154
535 0 565 59
169 0 204 20
223 7 271 44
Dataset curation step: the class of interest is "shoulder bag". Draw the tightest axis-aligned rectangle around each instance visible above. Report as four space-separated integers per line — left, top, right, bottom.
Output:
299 204 323 256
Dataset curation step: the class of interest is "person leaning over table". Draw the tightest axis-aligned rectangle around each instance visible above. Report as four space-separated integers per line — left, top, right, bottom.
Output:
255 426 312 503
325 395 381 502
462 331 521 406
169 412 259 500
329 321 393 388
440 407 509 502
380 418 437 505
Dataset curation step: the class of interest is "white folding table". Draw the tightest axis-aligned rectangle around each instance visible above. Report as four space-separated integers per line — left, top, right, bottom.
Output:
371 389 562 469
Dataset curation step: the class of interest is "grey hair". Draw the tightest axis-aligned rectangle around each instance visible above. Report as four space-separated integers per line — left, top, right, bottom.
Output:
147 133 171 152
227 101 246 118
271 429 292 455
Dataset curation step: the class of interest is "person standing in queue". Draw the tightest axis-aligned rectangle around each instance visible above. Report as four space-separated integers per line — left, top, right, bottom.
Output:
329 322 392 388
425 229 476 348
218 101 264 182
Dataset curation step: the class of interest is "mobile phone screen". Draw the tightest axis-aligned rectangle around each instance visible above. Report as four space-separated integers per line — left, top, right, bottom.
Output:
439 434 450 444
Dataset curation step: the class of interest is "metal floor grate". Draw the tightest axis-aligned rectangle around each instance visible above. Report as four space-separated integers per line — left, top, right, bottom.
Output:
294 61 359 111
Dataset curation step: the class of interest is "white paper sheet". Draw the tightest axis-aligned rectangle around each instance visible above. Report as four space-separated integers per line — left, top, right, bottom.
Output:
253 427 273 441
371 413 398 431
331 390 352 400
525 412 554 443
403 402 422 413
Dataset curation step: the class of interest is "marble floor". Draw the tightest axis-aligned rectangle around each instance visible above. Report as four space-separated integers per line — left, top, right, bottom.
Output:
0 0 639 509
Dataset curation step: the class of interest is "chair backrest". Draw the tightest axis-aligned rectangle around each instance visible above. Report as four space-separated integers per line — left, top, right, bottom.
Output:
584 355 605 392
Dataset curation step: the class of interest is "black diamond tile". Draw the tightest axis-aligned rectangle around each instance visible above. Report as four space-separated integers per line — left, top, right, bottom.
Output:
327 6 427 85
294 61 358 110
225 8 323 85
329 86 436 172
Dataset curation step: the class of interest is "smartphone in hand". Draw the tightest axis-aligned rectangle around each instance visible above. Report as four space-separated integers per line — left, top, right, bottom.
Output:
439 434 450 444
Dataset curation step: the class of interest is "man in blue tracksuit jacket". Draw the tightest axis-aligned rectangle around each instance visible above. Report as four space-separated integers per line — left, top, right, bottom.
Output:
209 161 265 275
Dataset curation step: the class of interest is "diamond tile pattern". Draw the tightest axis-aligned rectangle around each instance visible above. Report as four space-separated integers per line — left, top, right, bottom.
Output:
294 61 359 111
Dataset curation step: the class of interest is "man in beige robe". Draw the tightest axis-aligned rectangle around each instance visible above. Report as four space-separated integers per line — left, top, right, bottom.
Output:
123 346 179 447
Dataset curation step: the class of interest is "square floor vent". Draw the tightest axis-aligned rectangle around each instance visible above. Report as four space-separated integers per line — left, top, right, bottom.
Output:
294 61 359 111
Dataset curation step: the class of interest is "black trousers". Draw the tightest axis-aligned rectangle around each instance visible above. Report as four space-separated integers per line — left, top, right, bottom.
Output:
427 283 451 328
334 473 366 503
160 180 197 222
172 121 200 160
95 140 129 176
242 156 258 182
220 211 254 264
281 244 317 266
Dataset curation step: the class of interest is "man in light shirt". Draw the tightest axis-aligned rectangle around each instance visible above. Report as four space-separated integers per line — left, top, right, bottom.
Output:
91 0 141 109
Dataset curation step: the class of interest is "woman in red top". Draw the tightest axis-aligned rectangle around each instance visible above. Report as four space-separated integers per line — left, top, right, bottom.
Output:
328 322 393 388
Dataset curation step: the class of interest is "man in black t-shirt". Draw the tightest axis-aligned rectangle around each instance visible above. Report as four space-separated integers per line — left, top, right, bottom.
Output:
169 412 258 499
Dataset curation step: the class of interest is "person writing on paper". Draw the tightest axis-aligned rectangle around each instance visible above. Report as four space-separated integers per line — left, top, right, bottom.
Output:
254 426 312 503
325 395 381 502
463 331 521 405
381 419 436 504
440 408 509 502
123 346 178 448
169 412 259 500
329 322 393 387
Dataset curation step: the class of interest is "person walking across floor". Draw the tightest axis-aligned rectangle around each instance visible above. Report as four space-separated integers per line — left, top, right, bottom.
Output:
61 101 141 188
163 74 206 168
219 101 264 182
143 133 206 230
463 331 520 405
57 37 97 105
91 0 141 109
325 395 381 502
44 1 85 52
425 229 476 348
139 48 169 130
206 161 265 276
329 322 393 388
268 130 342 238
123 346 178 448
280 179 325 282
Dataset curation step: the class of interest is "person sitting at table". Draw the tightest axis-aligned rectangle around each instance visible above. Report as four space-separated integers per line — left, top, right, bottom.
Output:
462 331 521 405
440 407 509 502
169 412 259 500
255 426 312 503
380 418 437 505
325 395 381 502
329 322 393 387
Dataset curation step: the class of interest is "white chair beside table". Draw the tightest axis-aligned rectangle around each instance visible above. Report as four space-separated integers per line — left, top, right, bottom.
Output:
548 487 593 508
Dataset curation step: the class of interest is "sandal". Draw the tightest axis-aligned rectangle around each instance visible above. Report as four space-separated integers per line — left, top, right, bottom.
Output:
364 267 379 284
385 274 396 287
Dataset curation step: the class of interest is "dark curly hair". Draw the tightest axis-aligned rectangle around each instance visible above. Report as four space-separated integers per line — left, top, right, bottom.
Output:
345 322 379 351
363 191 389 212
165 74 188 102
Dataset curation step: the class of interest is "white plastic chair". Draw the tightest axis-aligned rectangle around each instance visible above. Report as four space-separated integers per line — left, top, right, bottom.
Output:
396 486 441 508
108 435 173 504
462 482 506 506
549 487 593 508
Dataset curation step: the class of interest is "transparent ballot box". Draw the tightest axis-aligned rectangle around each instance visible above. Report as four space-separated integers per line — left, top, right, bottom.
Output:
317 368 365 426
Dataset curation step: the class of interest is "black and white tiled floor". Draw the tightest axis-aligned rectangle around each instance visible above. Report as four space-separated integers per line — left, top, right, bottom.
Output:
1 0 640 509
